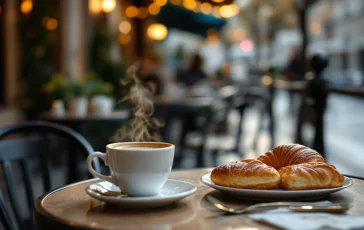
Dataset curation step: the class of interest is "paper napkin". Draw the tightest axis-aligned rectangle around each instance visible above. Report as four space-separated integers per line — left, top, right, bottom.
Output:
248 207 364 230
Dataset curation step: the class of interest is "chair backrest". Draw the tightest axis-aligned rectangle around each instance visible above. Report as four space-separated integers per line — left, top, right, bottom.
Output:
0 120 101 229
0 191 14 230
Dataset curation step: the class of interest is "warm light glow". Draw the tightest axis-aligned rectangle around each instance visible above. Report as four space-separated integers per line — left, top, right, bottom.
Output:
21 0 33 14
183 0 196 10
118 21 131 34
170 0 182 5
125 6 138 18
148 3 161 15
213 6 220 17
219 4 240 18
194 1 201 12
212 0 224 3
155 0 168 6
45 18 58 31
200 2 212 14
240 40 254 52
147 23 168 40
138 7 148 19
89 0 101 14
102 0 116 13
119 34 130 45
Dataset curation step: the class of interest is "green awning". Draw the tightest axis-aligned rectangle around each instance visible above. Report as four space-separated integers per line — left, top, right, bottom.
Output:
157 4 227 37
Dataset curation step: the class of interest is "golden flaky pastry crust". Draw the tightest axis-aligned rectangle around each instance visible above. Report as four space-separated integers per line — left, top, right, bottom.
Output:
279 162 345 190
257 143 325 170
211 159 280 189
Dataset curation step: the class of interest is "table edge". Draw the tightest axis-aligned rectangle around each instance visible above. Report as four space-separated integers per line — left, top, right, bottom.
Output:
34 178 100 230
34 174 364 229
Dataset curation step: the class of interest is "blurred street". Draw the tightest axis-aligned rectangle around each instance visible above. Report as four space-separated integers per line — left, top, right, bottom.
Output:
181 90 364 177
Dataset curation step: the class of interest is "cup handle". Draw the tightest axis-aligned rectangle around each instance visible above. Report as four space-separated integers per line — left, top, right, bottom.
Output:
87 152 116 185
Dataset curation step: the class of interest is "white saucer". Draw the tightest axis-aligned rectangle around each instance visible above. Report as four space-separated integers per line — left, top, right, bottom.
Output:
201 173 353 201
85 180 196 208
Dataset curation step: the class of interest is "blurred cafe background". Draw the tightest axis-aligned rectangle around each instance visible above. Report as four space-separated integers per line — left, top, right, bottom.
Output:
1 0 364 226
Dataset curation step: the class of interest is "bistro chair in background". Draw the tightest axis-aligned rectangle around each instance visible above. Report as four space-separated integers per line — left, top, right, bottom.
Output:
0 121 101 230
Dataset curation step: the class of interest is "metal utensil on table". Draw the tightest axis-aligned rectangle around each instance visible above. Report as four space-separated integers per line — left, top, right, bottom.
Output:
89 184 127 197
207 196 351 214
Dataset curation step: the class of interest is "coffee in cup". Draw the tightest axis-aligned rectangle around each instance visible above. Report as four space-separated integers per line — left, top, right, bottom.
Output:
87 142 175 196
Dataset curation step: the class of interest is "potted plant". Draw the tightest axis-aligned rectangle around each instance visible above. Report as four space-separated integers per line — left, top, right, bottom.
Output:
88 80 114 116
43 74 67 116
64 79 90 117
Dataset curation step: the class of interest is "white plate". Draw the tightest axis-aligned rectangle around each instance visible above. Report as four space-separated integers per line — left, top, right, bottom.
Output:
85 180 196 208
201 173 353 201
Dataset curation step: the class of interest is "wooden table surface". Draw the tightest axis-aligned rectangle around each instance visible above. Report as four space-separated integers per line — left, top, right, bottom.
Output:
34 169 364 230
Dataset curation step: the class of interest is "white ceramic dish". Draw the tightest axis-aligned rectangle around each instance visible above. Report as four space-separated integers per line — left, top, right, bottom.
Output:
201 173 353 201
85 180 196 208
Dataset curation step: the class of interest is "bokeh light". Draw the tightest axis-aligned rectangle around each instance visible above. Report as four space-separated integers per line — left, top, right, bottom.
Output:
155 0 168 7
125 6 138 18
219 4 240 18
102 0 116 13
148 3 161 15
147 23 168 40
45 18 58 31
200 2 212 14
89 0 101 14
21 0 33 14
240 40 254 52
118 21 131 34
183 0 197 10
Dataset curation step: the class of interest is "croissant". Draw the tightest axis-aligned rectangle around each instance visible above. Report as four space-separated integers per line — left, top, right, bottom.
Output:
211 159 280 189
257 144 324 170
279 162 345 190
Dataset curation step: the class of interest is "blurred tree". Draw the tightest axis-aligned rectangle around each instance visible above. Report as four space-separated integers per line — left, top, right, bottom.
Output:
89 17 128 103
19 0 60 119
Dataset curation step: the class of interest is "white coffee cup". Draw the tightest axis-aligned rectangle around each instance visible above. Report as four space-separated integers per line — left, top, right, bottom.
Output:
87 142 175 197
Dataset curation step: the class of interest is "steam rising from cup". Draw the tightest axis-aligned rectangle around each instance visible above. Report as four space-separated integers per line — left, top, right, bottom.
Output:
112 62 163 142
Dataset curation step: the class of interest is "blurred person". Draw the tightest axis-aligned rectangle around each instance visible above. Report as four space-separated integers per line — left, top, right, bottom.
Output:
211 62 233 89
177 53 208 87
140 53 163 96
284 47 305 114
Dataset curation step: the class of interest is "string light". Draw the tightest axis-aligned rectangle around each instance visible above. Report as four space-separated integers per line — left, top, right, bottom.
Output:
219 4 239 18
200 2 212 14
21 0 33 14
155 0 168 7
89 0 101 14
183 0 196 10
45 18 58 31
148 3 161 15
119 21 131 34
147 23 168 40
125 6 138 18
102 0 116 13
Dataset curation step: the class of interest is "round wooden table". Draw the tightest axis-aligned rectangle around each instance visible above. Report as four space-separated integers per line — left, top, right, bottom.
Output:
34 169 364 230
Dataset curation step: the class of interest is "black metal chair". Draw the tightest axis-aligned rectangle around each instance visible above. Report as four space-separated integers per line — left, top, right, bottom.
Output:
0 121 101 230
